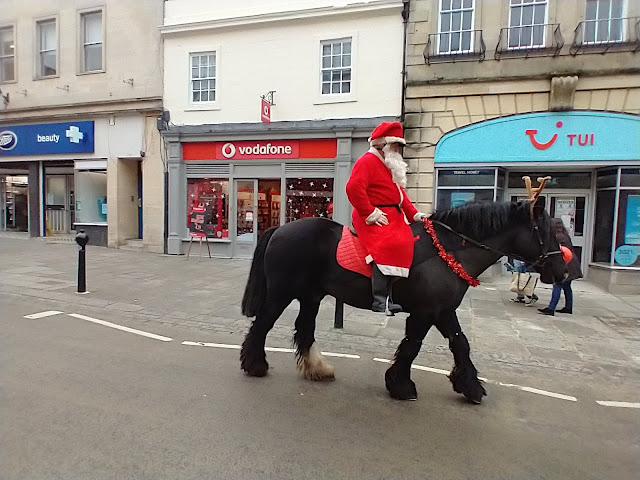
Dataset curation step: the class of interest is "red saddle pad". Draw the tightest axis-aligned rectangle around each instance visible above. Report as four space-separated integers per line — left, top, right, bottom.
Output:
336 226 373 278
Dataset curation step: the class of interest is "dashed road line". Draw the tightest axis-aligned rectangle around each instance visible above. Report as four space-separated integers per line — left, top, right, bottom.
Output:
24 310 63 319
497 383 577 402
374 357 487 381
596 401 640 408
68 313 173 342
182 341 360 358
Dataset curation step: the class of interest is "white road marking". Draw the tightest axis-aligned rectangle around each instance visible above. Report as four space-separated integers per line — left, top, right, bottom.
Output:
182 341 239 349
596 401 640 408
374 357 486 380
182 341 359 358
498 383 577 401
24 310 63 319
68 314 172 342
484 287 497 291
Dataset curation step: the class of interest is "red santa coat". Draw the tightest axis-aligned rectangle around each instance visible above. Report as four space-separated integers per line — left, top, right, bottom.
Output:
346 149 419 277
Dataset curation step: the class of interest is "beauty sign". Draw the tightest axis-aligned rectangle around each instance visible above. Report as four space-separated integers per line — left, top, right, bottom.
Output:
435 112 640 163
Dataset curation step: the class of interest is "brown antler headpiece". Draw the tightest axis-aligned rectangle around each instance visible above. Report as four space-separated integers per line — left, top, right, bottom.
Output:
522 175 551 215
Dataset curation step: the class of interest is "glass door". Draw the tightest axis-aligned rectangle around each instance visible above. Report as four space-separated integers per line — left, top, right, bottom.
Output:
233 179 258 257
510 193 589 274
549 195 588 272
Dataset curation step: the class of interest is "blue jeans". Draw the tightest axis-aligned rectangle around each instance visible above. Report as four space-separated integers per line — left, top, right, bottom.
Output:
548 282 573 311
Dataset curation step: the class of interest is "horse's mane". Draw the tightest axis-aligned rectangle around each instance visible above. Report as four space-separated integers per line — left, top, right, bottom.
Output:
429 201 545 240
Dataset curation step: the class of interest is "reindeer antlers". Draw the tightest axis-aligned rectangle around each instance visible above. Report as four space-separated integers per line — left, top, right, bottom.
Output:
522 175 551 213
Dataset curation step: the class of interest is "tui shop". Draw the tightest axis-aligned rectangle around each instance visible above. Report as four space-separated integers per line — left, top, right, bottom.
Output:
433 111 640 294
163 120 383 258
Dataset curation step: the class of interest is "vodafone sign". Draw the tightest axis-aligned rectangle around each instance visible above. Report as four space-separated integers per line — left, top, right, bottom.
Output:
182 139 337 161
219 141 298 159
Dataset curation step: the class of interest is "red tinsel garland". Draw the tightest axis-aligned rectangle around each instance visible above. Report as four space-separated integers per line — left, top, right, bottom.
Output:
423 218 480 287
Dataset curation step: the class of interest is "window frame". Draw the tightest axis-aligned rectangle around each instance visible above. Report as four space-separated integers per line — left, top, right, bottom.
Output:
582 0 627 45
34 16 59 79
437 0 476 55
189 51 218 107
507 0 549 50
319 37 353 97
0 24 16 84
77 7 105 75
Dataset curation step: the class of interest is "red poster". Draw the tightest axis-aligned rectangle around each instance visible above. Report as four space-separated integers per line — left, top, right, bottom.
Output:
261 98 271 124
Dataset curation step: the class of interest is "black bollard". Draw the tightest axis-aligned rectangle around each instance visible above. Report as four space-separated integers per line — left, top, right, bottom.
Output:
75 230 89 293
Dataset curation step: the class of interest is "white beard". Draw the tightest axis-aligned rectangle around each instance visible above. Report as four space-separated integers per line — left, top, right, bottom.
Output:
382 145 408 188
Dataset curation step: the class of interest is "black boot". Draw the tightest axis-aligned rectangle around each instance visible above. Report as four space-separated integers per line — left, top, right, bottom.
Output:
372 264 403 315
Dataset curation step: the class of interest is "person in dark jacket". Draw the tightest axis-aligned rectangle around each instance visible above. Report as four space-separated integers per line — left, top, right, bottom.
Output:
539 218 583 316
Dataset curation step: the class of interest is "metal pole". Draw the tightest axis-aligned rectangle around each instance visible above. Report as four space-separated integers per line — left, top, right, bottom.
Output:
75 229 89 294
78 245 86 293
334 300 344 329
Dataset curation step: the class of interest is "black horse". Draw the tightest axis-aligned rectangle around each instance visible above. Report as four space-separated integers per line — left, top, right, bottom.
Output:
240 200 567 403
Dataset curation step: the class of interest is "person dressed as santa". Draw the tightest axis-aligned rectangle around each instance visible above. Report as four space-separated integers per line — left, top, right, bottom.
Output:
346 121 427 314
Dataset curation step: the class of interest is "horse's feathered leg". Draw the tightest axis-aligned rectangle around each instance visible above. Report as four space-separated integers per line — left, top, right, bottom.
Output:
241 299 290 377
295 297 334 381
385 313 433 400
435 310 486 404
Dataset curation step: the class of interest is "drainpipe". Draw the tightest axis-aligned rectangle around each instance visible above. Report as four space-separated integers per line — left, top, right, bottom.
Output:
400 0 410 122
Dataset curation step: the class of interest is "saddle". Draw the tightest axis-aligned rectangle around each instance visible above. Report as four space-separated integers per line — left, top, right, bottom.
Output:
336 226 373 278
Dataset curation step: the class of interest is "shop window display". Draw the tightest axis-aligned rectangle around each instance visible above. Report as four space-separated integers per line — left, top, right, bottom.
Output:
286 178 334 222
187 179 229 239
75 170 107 224
257 180 281 237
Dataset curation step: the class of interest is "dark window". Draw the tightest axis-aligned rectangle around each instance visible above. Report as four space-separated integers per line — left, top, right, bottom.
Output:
592 189 615 263
596 168 618 188
620 168 640 188
437 189 494 210
508 171 591 189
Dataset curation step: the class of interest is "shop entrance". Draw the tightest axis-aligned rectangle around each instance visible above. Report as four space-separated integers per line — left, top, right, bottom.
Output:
509 192 590 274
1 174 29 232
232 178 282 258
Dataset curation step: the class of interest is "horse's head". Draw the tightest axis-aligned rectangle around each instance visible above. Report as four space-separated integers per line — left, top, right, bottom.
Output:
511 201 568 284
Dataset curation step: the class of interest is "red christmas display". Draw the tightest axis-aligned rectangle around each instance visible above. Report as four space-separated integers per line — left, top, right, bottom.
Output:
423 218 479 287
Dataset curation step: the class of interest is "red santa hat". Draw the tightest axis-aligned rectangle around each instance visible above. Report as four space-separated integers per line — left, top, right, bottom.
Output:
368 121 406 146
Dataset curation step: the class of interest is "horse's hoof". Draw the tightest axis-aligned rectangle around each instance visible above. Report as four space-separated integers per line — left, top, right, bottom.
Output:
449 366 487 403
240 347 269 377
385 368 418 401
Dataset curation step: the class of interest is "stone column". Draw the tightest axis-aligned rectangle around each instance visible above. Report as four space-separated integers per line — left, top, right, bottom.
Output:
166 139 185 255
28 162 40 237
332 132 353 226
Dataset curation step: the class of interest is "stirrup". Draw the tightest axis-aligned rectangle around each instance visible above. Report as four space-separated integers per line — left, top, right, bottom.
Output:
386 297 403 316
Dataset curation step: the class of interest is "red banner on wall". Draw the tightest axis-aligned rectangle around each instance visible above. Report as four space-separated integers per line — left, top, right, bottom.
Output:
183 139 337 160
261 99 271 124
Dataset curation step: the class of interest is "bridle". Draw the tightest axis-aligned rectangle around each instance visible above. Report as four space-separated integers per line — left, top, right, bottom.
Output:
430 218 562 269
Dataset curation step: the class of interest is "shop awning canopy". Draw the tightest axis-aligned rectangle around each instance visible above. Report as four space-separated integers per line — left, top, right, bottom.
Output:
435 111 640 164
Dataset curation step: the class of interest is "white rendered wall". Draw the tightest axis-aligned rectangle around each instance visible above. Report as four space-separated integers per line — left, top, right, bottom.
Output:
163 0 404 125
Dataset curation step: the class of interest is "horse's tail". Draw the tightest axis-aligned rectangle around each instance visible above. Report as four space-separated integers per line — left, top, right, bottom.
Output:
241 226 278 317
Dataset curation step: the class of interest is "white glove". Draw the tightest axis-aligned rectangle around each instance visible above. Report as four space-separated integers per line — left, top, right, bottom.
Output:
366 208 389 226
413 212 428 222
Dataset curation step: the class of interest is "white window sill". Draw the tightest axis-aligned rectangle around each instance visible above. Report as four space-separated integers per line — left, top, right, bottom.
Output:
77 70 105 76
184 104 221 112
0 79 17 85
314 94 357 105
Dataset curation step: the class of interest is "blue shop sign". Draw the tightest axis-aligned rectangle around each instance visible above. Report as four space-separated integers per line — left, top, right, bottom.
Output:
0 121 94 156
435 112 640 164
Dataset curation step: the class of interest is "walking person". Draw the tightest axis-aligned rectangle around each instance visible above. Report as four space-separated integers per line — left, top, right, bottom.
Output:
539 218 583 316
507 258 539 306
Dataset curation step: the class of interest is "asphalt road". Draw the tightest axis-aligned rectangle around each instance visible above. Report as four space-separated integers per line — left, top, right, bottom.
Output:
1 296 638 480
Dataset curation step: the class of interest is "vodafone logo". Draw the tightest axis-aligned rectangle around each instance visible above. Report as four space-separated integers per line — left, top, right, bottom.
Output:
221 142 236 158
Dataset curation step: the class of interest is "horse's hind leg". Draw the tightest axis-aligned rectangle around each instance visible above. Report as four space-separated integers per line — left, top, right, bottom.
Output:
435 310 486 404
241 299 290 377
294 297 335 381
385 313 433 400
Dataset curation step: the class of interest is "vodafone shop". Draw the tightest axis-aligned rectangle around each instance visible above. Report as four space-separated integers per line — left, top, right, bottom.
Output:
163 123 374 258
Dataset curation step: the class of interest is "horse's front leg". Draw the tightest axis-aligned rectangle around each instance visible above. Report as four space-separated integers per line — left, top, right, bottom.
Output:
435 310 486 404
385 313 433 400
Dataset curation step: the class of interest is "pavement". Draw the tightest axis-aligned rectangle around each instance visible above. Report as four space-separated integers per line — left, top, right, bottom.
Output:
1 234 639 395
